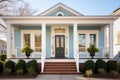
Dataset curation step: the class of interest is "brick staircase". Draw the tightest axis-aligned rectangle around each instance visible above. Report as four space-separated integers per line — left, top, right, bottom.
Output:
42 62 79 74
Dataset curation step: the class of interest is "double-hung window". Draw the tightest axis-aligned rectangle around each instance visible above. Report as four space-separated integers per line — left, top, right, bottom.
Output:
22 30 42 52
78 30 98 53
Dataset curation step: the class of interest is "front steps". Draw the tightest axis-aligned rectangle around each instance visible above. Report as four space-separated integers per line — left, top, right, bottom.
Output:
42 62 79 74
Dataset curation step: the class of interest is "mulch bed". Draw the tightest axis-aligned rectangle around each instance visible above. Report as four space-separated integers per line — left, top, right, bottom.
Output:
83 73 120 79
0 74 38 79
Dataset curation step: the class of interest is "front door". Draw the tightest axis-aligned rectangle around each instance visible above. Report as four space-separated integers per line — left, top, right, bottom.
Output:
55 35 65 58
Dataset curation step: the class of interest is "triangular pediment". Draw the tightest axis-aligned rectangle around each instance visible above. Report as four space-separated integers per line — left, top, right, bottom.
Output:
39 3 83 16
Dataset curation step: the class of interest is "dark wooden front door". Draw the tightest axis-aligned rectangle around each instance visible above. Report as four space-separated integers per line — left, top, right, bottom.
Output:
55 35 65 58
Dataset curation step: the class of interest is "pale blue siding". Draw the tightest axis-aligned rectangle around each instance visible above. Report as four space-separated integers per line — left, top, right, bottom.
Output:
78 26 100 30
15 29 24 57
15 29 21 47
46 26 51 58
69 26 73 58
48 8 72 16
97 28 104 58
19 26 41 30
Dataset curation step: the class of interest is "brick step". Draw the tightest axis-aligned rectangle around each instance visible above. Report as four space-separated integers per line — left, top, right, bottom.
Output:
44 68 76 71
44 70 77 73
45 62 75 64
45 63 75 66
43 62 77 74
45 66 76 69
41 72 79 74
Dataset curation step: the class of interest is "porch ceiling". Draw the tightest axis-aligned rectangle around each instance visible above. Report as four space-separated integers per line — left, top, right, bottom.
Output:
13 24 42 27
13 23 107 27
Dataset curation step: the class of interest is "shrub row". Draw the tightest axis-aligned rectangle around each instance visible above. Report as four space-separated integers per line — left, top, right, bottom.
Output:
0 54 6 61
83 59 119 76
0 59 38 75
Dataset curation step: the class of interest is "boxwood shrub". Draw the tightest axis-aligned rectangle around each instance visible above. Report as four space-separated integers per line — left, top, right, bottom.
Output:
0 61 3 73
96 59 107 72
83 60 95 73
15 59 27 73
27 67 36 75
4 60 15 73
16 69 24 75
26 59 37 72
3 68 12 75
0 54 6 61
107 60 118 72
117 62 120 73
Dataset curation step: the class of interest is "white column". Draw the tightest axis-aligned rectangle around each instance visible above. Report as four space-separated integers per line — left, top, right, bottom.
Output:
41 23 46 72
42 23 46 57
73 23 78 58
7 24 11 58
109 23 114 58
11 27 15 56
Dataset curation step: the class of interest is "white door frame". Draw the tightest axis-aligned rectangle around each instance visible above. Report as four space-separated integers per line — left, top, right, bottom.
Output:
51 25 69 58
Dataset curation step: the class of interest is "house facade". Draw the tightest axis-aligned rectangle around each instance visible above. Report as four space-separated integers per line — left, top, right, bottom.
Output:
1 3 118 72
111 8 120 62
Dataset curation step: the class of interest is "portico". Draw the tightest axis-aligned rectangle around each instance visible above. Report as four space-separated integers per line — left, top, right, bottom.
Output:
1 3 117 73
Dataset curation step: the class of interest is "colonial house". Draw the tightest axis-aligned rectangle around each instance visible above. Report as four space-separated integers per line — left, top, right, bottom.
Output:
0 3 118 73
111 8 120 62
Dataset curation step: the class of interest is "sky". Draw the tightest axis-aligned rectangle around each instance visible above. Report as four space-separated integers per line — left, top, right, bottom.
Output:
25 0 120 15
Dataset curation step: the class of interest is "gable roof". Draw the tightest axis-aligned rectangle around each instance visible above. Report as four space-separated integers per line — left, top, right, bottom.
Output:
38 3 83 16
111 7 120 15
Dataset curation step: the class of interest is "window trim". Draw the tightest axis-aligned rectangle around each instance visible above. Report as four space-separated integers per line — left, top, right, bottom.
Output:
78 30 98 53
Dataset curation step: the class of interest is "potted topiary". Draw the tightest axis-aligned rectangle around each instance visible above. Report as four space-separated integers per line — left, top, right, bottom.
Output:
21 45 34 59
87 44 99 59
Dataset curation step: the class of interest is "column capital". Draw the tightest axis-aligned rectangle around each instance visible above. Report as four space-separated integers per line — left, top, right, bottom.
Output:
109 23 114 26
41 23 46 26
73 23 78 26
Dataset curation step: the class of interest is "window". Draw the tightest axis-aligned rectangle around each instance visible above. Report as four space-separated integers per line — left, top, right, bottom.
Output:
24 34 30 46
78 34 86 52
78 30 98 53
35 33 41 52
22 31 42 52
117 31 120 44
58 14 62 16
90 34 96 45
56 12 64 16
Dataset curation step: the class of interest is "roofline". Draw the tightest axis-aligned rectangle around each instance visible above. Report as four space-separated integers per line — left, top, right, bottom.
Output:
1 15 118 19
38 3 83 16
113 7 120 13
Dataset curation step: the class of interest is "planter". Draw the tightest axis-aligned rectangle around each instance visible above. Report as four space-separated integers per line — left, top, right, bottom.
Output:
25 53 30 59
90 53 95 59
22 45 34 59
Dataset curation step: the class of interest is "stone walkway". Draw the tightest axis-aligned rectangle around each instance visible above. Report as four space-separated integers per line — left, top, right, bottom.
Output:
0 74 119 80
